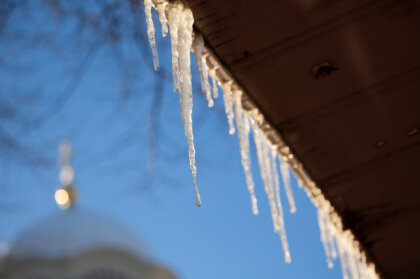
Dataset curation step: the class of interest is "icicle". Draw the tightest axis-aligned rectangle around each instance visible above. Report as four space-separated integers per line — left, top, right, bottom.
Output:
192 33 213 107
192 33 206 91
205 86 214 107
193 34 214 105
176 6 201 207
253 125 290 263
222 82 236 134
337 235 351 279
202 56 214 107
297 178 303 188
318 210 334 268
336 232 362 279
142 2 380 277
319 209 374 279
261 140 278 230
347 244 361 279
271 149 283 231
155 1 168 37
167 1 183 92
211 77 219 98
144 0 159 71
279 160 297 213
326 218 338 261
270 146 291 263
253 127 277 231
252 127 273 218
232 90 258 215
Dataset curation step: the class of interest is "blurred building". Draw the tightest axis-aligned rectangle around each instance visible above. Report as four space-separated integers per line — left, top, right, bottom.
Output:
0 209 176 279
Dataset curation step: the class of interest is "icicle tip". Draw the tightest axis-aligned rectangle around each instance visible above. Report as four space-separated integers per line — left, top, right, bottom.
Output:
195 193 202 208
285 253 291 264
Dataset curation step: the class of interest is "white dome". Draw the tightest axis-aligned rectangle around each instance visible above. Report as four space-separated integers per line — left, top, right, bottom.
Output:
9 208 148 260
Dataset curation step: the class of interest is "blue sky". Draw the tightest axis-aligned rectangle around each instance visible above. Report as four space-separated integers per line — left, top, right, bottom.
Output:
0 2 342 278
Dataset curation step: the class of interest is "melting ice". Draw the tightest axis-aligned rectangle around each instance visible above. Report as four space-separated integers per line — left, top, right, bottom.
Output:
143 1 380 278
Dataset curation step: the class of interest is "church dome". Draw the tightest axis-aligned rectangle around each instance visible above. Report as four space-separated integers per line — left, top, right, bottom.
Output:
9 208 148 260
1 208 177 279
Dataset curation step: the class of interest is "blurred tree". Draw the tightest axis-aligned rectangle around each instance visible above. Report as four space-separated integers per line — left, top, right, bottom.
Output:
0 0 225 209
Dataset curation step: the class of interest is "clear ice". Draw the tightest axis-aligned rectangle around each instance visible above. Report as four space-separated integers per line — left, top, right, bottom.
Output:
279 160 297 213
192 33 213 107
211 77 219 98
232 90 258 215
253 124 290 263
176 6 201 207
222 82 236 134
155 1 168 37
144 2 380 278
144 0 159 71
167 1 183 92
318 210 334 268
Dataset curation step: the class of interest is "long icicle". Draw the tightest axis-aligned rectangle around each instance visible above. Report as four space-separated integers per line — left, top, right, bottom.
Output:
271 149 283 230
177 6 201 207
144 0 159 71
145 3 380 278
261 136 279 230
253 125 290 262
270 147 291 263
233 90 258 215
253 126 275 222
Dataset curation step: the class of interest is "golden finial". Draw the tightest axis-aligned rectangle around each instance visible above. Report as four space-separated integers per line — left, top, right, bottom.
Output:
55 140 77 210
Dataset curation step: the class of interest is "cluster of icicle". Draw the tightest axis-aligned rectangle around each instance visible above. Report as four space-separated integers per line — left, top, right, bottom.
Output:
143 1 379 278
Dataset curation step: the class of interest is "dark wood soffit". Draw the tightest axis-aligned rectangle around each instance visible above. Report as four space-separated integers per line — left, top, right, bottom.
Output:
186 0 420 279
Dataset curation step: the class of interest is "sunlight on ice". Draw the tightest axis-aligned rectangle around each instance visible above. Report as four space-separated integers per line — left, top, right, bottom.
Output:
318 210 334 268
144 0 159 71
254 129 278 228
155 1 168 37
167 1 183 92
270 149 291 263
176 5 201 207
221 81 236 134
211 77 219 98
328 228 338 261
232 90 258 215
151 0 201 207
279 160 297 213
253 125 291 263
192 33 213 107
144 1 380 277
192 33 206 92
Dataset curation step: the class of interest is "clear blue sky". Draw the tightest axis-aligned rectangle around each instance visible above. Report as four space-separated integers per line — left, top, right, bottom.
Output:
0 2 342 279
